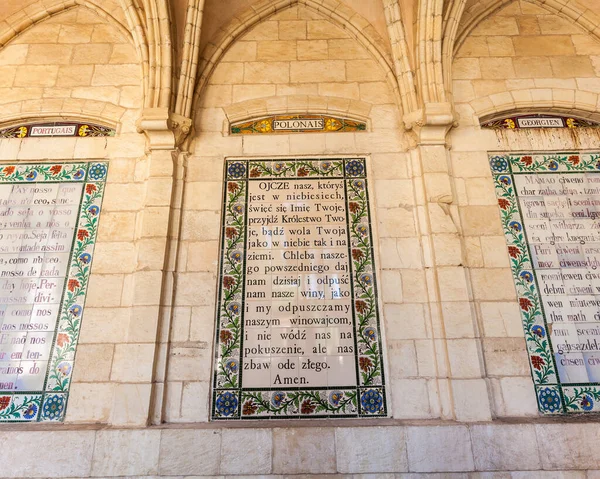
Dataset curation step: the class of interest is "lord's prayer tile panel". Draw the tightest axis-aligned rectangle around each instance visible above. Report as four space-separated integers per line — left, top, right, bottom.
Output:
491 152 600 415
212 158 386 419
0 162 107 422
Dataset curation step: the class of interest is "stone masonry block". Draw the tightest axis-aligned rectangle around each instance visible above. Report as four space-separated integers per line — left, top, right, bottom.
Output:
220 428 273 475
407 426 474 472
272 428 336 474
91 430 160 476
336 427 408 473
159 429 221 475
0 431 94 477
471 425 540 471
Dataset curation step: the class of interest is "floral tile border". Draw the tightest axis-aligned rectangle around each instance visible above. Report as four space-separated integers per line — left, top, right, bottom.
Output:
0 161 107 422
490 152 600 415
212 158 387 420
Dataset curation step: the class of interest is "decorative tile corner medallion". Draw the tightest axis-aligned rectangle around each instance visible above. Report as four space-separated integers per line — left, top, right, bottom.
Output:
0 162 107 422
491 152 600 415
482 114 600 130
0 122 115 139
212 158 386 419
230 115 366 135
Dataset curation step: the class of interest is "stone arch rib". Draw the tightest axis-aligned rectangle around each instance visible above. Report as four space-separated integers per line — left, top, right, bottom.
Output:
415 0 446 104
382 0 419 115
441 0 466 95
120 0 173 109
191 0 403 119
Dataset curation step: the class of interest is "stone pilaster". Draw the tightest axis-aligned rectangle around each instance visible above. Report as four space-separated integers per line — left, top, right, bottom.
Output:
106 108 189 426
405 102 492 421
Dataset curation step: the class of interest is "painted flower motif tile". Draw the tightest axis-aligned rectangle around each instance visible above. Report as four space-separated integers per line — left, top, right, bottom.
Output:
490 152 600 414
0 162 107 422
213 158 387 419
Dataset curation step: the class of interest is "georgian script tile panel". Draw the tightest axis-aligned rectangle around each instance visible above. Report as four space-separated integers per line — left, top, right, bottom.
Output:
212 158 386 420
0 162 107 422
491 152 600 414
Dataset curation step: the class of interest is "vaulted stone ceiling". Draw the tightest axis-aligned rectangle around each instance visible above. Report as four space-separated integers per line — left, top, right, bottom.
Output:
460 0 600 33
5 0 599 62
198 0 391 55
0 0 128 29
3 0 600 121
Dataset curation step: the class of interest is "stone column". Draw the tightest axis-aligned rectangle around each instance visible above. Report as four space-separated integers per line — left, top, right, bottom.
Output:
405 102 492 421
107 108 190 426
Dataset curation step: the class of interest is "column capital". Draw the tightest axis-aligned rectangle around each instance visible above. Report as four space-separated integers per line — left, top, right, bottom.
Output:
136 108 192 150
404 102 456 146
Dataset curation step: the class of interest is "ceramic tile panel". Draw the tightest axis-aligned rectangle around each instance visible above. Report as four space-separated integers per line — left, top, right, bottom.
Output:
0 162 107 422
491 152 600 414
212 158 387 419
230 115 367 135
481 115 600 130
0 122 115 139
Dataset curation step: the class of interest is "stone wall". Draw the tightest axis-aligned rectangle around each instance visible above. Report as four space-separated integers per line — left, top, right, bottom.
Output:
1 0 600 476
166 5 423 422
2 423 600 476
0 6 151 425
454 0 600 122
450 0 600 417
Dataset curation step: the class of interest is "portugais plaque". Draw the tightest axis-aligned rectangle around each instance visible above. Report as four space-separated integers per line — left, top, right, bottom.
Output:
212 158 386 419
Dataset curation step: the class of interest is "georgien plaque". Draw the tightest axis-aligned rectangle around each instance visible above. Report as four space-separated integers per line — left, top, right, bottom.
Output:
492 152 600 415
0 162 106 422
212 158 386 419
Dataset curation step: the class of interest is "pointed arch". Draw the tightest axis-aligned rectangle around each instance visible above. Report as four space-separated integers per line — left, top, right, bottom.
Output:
470 88 600 125
191 0 402 119
0 0 150 106
223 95 372 125
0 103 124 130
0 0 133 48
454 0 600 55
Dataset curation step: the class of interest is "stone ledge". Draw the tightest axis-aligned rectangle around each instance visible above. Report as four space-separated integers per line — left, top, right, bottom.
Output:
0 422 599 476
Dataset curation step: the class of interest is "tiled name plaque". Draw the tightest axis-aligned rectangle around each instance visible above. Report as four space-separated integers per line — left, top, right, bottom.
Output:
491 152 600 414
212 158 386 419
0 162 107 422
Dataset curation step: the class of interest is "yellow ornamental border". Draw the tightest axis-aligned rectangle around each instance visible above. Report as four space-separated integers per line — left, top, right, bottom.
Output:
0 122 115 139
230 115 367 135
480 114 600 130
